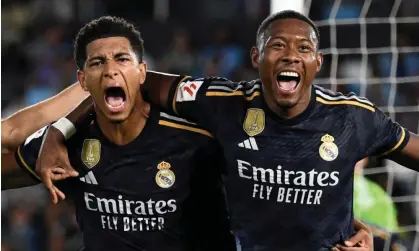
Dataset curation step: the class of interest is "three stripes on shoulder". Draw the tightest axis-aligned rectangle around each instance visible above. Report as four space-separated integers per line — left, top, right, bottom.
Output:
158 112 212 137
206 80 261 101
314 87 375 112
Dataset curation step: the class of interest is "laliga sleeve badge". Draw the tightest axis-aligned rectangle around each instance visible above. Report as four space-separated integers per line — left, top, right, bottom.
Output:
156 161 175 188
243 108 265 137
81 139 101 168
319 134 339 161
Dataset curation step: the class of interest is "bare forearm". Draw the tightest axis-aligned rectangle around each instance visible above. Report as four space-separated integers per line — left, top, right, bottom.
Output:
1 83 88 151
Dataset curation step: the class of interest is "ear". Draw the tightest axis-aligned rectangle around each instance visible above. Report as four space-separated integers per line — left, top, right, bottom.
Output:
316 51 323 73
250 46 260 69
77 70 88 91
138 62 147 85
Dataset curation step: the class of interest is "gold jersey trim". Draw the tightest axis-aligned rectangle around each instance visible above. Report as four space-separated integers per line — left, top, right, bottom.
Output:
17 146 41 181
158 120 212 137
316 97 375 112
380 128 406 156
206 91 261 101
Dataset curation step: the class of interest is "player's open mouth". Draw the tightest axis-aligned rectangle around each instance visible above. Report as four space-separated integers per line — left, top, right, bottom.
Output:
104 87 126 112
276 71 301 93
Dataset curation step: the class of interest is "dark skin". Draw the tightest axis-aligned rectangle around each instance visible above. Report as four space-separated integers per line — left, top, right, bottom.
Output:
31 17 419 205
251 18 322 118
77 36 149 145
1 83 89 153
2 36 150 191
148 18 323 119
10 17 419 250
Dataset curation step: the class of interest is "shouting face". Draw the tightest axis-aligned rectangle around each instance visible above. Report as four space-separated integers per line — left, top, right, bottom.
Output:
78 36 146 123
252 18 322 112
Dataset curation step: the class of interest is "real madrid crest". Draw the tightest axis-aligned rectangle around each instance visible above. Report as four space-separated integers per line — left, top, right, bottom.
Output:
319 134 339 161
243 108 265 137
155 161 175 188
81 139 101 168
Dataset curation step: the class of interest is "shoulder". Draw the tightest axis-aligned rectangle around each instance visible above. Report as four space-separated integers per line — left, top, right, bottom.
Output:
157 110 213 138
313 85 376 113
200 77 261 101
177 77 261 101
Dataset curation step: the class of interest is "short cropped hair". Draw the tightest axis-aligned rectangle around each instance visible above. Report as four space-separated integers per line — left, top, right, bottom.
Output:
74 16 144 69
256 10 320 48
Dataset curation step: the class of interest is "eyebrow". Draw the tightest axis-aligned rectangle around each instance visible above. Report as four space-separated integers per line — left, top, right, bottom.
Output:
87 52 131 62
114 52 131 58
271 36 314 44
87 56 105 63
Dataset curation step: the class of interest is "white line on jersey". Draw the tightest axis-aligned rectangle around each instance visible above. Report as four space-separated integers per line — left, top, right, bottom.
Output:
80 171 98 185
160 112 197 125
208 84 261 94
238 137 259 150
315 89 373 106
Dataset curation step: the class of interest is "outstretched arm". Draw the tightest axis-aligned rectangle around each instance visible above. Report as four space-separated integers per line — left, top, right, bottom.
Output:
1 83 88 152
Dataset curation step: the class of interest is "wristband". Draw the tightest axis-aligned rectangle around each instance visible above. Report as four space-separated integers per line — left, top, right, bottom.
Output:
51 118 76 140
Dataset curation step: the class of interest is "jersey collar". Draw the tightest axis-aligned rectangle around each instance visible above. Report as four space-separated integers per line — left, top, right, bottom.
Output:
261 84 316 126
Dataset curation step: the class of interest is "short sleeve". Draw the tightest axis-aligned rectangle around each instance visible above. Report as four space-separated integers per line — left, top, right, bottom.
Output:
354 104 410 158
14 124 74 192
14 125 50 181
167 76 236 132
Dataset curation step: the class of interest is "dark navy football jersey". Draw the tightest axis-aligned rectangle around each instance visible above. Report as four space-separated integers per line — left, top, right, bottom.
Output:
15 105 235 251
166 76 410 251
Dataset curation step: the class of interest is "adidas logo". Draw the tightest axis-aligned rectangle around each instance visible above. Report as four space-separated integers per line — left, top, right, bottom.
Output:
238 137 259 150
80 171 98 185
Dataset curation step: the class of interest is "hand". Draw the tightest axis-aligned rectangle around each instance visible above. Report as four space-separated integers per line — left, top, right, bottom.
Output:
36 126 79 204
332 228 373 251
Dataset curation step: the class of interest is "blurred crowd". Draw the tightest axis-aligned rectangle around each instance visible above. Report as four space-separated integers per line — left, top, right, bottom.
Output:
1 0 418 250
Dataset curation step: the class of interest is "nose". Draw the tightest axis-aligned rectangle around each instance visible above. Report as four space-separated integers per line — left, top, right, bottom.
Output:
280 48 301 64
103 60 119 79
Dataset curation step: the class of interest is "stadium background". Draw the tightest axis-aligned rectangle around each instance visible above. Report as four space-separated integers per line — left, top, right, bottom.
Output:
1 0 418 250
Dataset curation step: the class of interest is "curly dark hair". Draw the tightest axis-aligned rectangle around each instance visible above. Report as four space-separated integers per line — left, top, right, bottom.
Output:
74 16 144 69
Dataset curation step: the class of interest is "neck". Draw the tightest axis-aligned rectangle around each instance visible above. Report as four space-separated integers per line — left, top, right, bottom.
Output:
264 85 312 119
96 99 150 146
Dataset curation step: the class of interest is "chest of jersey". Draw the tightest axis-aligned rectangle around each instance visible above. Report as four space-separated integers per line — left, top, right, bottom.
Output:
68 131 200 191
63 123 212 250
69 141 195 192
221 107 359 179
215 106 359 249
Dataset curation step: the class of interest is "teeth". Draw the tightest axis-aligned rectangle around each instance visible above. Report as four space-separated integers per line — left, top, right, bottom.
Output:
279 71 299 77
